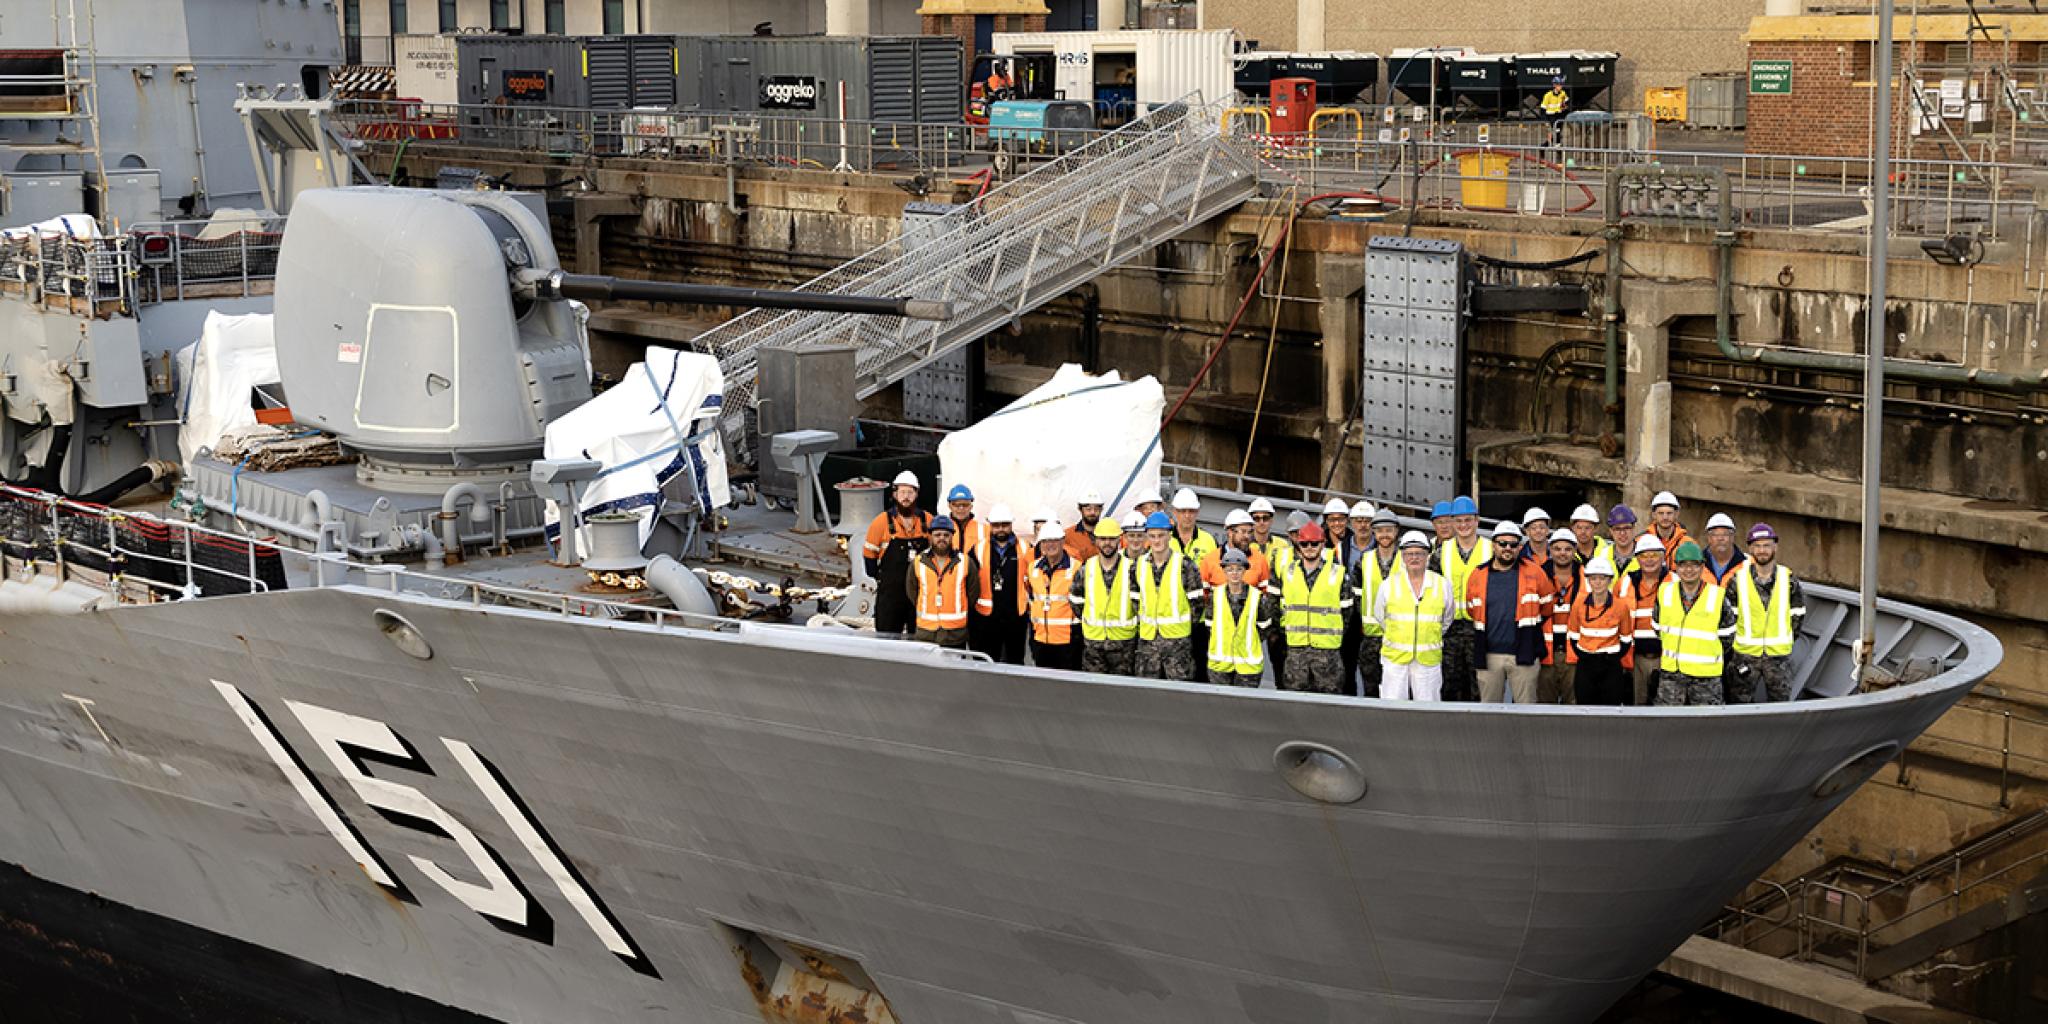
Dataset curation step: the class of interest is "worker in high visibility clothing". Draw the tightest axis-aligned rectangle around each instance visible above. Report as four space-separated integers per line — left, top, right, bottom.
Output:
1606 505 1642 574
1134 511 1204 681
1429 500 1456 548
1726 522 1807 704
1344 500 1375 571
1566 554 1635 706
1348 507 1403 698
1247 497 1284 564
1025 519 1081 671
1119 511 1146 558
1430 494 1489 701
1539 531 1583 703
908 516 977 648
1064 491 1108 564
1648 491 1690 559
1200 508 1271 587
1652 540 1737 706
946 484 984 556
1319 499 1351 560
1520 507 1553 563
1204 547 1277 687
1374 531 1455 701
1267 510 1306 582
1701 512 1747 585
1624 533 1671 706
1072 517 1139 675
1464 520 1556 705
1277 523 1354 694
1167 488 1218 562
1338 499 1374 694
970 503 1029 665
1262 510 1306 685
1568 503 1607 565
863 470 930 636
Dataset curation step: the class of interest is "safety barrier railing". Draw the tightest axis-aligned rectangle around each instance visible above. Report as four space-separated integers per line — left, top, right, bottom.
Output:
128 219 283 303
1708 808 2048 978
0 228 133 312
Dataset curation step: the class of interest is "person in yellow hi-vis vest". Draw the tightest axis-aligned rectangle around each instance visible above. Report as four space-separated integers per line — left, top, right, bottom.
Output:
1652 541 1737 706
1430 495 1489 701
1375 531 1455 701
1072 517 1139 676
1204 548 1276 687
1348 507 1403 698
1725 522 1806 703
1277 523 1354 694
1134 511 1204 681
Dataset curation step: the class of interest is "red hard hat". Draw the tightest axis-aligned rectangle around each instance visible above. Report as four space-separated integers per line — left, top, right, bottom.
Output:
1297 523 1326 542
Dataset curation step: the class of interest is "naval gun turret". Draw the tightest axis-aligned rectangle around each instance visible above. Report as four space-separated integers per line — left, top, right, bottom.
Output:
185 186 942 560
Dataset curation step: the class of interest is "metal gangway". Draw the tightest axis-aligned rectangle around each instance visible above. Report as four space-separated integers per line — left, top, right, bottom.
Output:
699 98 1260 456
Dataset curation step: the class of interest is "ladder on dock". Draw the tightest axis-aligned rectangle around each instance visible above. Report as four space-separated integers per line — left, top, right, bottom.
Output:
700 98 1261 458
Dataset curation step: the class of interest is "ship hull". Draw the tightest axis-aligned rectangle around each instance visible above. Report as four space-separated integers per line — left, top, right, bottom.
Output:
0 585 1991 1023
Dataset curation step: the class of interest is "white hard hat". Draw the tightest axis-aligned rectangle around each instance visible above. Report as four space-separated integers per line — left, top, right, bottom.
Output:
1031 506 1056 524
1323 498 1350 515
1171 487 1201 511
1137 487 1164 505
892 470 919 489
1706 512 1736 531
1521 506 1550 526
1349 500 1374 518
1584 555 1618 577
1634 534 1667 556
987 503 1014 524
1651 490 1680 509
1037 520 1066 541
1570 503 1600 523
1398 530 1431 550
1224 509 1254 528
1078 491 1104 506
1493 520 1523 539
1248 496 1276 515
1120 511 1145 531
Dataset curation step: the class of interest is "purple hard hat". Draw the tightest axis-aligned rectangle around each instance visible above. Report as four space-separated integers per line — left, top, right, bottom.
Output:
1605 504 1637 527
1747 522 1779 543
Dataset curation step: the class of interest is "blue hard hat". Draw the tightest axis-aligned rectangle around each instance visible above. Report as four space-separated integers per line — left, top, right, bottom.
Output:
945 484 974 503
1449 495 1478 516
1431 500 1453 519
929 516 956 533
1144 511 1173 530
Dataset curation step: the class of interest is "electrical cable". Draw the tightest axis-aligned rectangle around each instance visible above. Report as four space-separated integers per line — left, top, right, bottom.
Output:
1238 189 1299 476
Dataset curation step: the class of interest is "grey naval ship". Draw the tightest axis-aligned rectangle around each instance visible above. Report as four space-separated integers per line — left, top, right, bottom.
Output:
0 3 2008 1023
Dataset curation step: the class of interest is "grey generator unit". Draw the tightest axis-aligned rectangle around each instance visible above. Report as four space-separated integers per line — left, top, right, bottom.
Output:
679 35 963 123
457 34 677 109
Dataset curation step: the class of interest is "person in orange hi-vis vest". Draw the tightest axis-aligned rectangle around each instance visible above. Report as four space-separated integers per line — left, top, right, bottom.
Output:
908 516 976 649
862 471 930 636
1567 555 1635 706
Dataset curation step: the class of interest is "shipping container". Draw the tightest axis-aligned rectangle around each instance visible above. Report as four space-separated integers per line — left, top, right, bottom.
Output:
1233 51 1380 105
991 29 1239 124
1686 72 1746 129
394 33 458 106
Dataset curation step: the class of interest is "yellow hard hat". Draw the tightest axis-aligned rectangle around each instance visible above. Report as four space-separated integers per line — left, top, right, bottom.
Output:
1092 518 1122 539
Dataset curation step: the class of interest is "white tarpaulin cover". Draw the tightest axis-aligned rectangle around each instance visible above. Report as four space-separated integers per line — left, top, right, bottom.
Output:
542 346 731 550
937 363 1163 523
0 212 99 240
175 311 280 465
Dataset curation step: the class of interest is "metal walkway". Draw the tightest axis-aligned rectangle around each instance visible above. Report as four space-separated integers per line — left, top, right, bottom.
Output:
699 98 1260 456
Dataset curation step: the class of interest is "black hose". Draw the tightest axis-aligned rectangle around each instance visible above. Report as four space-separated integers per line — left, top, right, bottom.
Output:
22 423 73 491
536 272 952 321
73 464 158 506
1471 250 1601 271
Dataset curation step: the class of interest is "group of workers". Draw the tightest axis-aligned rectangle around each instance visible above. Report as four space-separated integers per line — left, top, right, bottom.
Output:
864 472 1806 707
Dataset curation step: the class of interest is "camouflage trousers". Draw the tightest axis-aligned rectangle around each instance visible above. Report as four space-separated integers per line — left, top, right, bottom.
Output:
1355 635 1384 698
1206 667 1263 687
1081 639 1136 677
1442 620 1478 701
1654 669 1726 707
1133 636 1197 681
1725 653 1793 703
1280 646 1345 694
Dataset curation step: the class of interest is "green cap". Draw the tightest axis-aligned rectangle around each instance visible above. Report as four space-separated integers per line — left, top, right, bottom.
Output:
1673 540 1705 563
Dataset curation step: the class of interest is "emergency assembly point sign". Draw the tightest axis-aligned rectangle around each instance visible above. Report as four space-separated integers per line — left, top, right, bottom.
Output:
1749 60 1793 95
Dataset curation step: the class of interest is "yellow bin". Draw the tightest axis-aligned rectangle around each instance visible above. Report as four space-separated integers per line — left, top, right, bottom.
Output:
1645 86 1687 123
1457 152 1511 210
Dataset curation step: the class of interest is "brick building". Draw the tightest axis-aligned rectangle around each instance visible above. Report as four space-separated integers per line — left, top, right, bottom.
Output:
1744 13 2048 162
